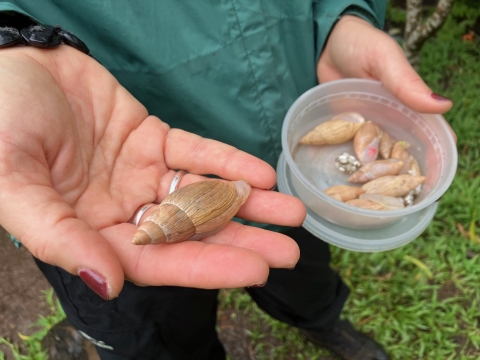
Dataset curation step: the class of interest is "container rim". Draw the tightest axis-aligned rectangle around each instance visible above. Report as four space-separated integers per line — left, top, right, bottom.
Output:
281 78 457 218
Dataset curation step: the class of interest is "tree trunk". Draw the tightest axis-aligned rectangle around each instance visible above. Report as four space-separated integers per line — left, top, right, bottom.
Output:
403 0 455 71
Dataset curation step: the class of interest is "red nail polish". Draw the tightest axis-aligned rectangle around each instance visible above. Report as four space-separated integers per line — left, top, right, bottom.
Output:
78 268 110 300
431 93 451 102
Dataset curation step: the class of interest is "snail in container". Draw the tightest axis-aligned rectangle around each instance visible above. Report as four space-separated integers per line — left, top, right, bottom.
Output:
348 159 404 183
361 174 426 198
132 179 251 245
377 125 393 159
353 121 380 164
324 185 365 202
299 112 365 145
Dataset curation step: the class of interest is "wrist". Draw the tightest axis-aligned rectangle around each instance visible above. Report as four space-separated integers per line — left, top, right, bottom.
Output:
0 23 88 51
335 14 374 28
0 13 93 62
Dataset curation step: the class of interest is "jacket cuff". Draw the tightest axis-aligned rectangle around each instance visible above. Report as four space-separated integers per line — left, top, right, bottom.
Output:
0 2 39 28
313 0 386 63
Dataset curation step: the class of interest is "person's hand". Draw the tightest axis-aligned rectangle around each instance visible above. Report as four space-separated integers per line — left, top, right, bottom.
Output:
0 46 304 300
317 15 454 119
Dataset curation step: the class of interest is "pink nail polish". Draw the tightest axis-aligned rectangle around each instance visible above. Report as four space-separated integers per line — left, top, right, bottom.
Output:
78 268 110 300
431 93 451 102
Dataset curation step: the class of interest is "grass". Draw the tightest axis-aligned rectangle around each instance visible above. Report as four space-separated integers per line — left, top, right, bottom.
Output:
2 2 480 359
0 289 66 360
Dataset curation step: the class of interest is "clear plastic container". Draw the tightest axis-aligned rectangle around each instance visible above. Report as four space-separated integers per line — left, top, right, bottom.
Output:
281 79 457 230
277 153 439 252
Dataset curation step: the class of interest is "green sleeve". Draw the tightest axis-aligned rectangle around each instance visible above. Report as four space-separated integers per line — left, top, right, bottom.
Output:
0 1 39 26
313 0 387 61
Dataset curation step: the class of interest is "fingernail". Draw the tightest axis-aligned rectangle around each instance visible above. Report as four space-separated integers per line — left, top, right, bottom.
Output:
247 282 267 288
269 184 277 191
431 93 451 102
78 268 110 300
286 266 296 270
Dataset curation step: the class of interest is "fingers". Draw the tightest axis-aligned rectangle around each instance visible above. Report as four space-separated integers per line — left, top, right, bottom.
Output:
236 188 306 226
319 15 454 116
201 221 300 269
0 182 124 300
164 129 277 190
370 40 453 115
102 223 299 288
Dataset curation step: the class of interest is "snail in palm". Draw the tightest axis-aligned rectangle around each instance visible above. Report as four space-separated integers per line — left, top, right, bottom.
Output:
132 179 251 245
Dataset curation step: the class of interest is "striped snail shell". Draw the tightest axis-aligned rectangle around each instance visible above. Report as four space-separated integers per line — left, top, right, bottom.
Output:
299 112 365 145
132 179 251 245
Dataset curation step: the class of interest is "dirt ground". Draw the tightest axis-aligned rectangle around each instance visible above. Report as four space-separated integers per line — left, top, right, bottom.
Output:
0 228 52 358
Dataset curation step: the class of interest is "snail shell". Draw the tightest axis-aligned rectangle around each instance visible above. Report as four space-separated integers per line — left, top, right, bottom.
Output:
132 179 251 245
348 159 404 183
324 185 364 202
378 128 393 159
361 175 426 198
407 155 422 176
359 194 405 210
346 198 388 210
390 141 411 174
353 121 380 165
299 112 365 145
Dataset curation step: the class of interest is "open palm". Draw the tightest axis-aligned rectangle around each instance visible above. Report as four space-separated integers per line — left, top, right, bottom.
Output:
0 46 304 299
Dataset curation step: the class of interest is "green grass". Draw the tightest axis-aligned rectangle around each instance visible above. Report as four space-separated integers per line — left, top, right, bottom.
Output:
0 289 66 360
2 2 480 359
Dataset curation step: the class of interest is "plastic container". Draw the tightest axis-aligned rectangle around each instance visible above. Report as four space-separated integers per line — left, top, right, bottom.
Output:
277 153 439 252
280 79 457 232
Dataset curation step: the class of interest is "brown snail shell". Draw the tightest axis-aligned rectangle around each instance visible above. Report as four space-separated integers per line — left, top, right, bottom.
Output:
299 112 365 145
359 194 405 210
346 198 387 210
353 121 380 165
132 179 251 245
361 175 426 197
324 185 364 202
407 155 422 176
390 141 411 174
378 128 393 159
348 159 404 183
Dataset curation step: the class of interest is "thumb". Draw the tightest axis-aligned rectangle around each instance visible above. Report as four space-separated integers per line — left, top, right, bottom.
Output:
0 185 124 300
371 40 453 115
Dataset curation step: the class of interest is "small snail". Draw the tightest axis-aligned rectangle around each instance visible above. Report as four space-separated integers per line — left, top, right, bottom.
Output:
361 174 426 198
353 121 380 165
299 112 365 145
347 158 404 183
132 179 251 245
324 185 365 202
390 140 411 174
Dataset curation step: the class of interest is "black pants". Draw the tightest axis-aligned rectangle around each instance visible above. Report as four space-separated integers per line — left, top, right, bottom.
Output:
35 227 349 360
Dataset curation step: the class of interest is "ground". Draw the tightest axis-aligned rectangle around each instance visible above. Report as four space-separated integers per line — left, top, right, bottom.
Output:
0 228 52 359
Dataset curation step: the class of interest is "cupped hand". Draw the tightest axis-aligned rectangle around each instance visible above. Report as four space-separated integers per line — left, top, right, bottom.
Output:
318 15 454 118
0 46 304 300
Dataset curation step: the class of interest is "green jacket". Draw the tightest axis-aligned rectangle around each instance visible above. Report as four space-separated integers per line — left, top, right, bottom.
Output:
1 1 385 229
